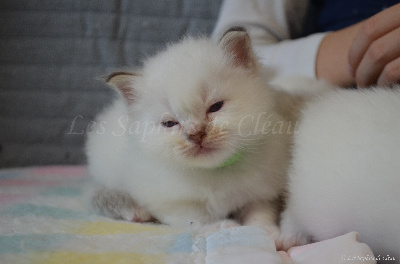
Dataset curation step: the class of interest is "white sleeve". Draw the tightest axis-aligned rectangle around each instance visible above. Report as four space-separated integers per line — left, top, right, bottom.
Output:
212 0 328 79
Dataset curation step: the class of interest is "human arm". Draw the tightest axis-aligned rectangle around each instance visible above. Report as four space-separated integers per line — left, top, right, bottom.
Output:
315 23 360 87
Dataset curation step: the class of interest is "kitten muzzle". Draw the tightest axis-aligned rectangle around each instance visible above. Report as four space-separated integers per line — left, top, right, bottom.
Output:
187 131 206 144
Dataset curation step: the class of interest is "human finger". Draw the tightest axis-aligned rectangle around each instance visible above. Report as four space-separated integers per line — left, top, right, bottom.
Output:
377 56 400 87
354 26 400 87
348 3 400 75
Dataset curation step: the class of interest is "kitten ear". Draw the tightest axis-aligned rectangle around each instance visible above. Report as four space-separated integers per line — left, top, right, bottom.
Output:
106 72 140 104
218 27 257 70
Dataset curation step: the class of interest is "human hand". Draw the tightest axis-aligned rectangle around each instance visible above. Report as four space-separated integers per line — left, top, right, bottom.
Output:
348 3 400 87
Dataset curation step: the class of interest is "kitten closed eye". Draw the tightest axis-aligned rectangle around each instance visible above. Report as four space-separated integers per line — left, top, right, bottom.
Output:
208 101 224 113
162 121 179 128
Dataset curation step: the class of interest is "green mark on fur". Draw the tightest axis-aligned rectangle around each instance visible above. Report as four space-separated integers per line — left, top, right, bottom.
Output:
218 151 242 168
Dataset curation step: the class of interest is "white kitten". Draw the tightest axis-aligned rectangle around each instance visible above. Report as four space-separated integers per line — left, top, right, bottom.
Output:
86 28 297 232
276 79 400 261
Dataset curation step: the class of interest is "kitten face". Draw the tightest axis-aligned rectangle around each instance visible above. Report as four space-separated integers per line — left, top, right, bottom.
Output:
108 33 275 169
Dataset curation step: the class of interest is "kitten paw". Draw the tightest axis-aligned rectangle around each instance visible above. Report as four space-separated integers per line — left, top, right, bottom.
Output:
275 232 310 251
92 188 156 223
131 206 155 223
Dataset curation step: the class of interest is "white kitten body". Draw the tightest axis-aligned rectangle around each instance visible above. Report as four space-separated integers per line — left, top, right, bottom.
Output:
87 32 293 229
279 82 400 259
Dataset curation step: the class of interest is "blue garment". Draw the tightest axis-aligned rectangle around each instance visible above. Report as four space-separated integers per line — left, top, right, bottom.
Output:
311 0 399 32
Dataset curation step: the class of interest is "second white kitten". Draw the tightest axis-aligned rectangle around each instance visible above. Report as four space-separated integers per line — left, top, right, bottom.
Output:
276 79 400 260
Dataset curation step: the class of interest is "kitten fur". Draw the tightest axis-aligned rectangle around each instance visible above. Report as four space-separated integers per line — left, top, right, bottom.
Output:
87 28 400 258
275 79 400 260
86 29 297 231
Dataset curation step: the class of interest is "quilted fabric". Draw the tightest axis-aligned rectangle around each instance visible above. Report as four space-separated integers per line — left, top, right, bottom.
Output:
0 166 378 264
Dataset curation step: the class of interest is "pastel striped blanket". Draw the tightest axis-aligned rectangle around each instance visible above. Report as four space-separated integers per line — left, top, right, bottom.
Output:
0 166 376 264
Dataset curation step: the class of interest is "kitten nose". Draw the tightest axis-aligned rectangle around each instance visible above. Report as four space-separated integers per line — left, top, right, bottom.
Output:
188 131 206 144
